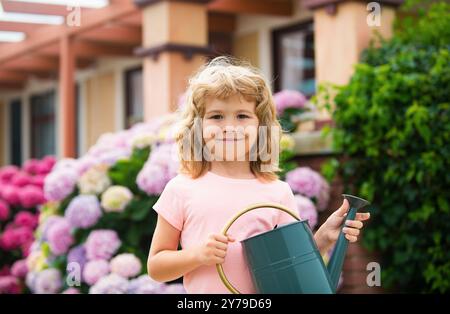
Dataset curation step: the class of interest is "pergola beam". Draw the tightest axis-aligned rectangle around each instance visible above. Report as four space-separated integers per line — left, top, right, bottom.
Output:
208 0 293 16
78 24 142 45
0 1 138 64
0 0 92 16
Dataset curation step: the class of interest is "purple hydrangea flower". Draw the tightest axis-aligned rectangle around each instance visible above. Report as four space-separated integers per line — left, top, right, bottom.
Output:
65 195 102 228
33 268 62 294
136 142 179 195
47 218 74 256
89 274 129 294
44 168 78 201
136 163 170 195
127 274 165 294
163 283 186 294
67 245 88 270
84 230 121 261
83 259 110 285
41 215 64 241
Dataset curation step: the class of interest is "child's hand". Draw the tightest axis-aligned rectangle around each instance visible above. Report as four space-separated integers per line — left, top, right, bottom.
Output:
315 199 371 252
195 233 235 266
325 199 370 242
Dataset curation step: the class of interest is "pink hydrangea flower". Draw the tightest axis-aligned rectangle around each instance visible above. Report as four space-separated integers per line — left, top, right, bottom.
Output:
83 259 110 285
31 175 46 188
84 230 121 261
23 159 40 175
0 199 10 221
11 259 28 278
273 90 307 115
0 226 34 250
1 185 20 206
0 165 20 182
11 171 32 187
19 185 46 208
14 211 38 229
109 253 141 278
62 287 80 294
36 156 56 175
0 276 21 294
294 194 318 230
286 167 330 211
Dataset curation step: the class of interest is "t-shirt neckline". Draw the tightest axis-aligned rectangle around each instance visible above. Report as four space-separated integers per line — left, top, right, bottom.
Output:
206 170 259 182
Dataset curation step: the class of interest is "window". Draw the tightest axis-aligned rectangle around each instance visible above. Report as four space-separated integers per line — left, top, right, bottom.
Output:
30 90 56 158
9 99 22 166
124 67 143 128
272 21 315 97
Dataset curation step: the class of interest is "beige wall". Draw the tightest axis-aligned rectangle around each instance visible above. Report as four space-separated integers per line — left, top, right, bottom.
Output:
233 32 260 68
84 71 116 149
0 101 5 165
314 1 395 86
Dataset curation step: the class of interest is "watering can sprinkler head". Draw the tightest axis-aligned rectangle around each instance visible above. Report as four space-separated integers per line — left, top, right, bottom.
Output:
342 194 370 210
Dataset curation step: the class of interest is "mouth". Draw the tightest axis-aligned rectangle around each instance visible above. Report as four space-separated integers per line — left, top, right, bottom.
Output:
216 138 245 142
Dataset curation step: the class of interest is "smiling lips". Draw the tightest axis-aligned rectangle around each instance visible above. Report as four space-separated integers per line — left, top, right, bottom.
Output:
216 137 245 142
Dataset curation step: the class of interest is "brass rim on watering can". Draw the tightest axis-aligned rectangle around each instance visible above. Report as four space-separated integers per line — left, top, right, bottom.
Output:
215 202 301 294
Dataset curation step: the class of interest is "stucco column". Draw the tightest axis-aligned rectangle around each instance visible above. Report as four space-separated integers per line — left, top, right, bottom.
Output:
134 0 212 121
304 0 403 120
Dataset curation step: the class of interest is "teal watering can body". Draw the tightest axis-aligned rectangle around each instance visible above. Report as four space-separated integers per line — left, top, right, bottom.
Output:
216 194 370 294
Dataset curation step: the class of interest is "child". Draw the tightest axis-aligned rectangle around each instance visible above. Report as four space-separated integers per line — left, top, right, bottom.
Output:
147 56 370 294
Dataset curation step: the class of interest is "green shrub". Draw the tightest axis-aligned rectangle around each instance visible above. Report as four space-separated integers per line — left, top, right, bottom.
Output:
321 1 450 292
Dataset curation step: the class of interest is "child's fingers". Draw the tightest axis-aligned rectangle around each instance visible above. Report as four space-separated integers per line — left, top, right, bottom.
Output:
345 220 363 229
343 227 360 236
215 241 228 251
227 234 235 242
355 212 370 221
212 234 229 244
334 199 350 217
345 234 358 242
214 249 227 258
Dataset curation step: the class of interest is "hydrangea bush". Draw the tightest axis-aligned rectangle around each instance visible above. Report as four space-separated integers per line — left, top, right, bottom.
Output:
25 114 184 294
0 156 56 293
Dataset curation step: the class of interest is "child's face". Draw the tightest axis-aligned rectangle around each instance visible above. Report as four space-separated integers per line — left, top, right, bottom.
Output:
202 94 259 162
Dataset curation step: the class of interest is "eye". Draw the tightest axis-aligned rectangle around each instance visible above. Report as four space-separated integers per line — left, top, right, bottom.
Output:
209 115 223 120
237 114 250 119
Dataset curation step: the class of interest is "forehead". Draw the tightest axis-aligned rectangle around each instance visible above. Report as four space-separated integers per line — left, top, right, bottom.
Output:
205 94 256 112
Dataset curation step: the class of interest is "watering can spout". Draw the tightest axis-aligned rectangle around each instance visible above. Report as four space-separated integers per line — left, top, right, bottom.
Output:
327 194 370 292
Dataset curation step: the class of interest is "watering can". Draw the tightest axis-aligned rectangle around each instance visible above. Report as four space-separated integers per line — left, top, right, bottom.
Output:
216 194 370 294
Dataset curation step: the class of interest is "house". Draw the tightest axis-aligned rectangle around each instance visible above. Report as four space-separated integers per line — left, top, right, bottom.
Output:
0 0 404 293
0 0 402 165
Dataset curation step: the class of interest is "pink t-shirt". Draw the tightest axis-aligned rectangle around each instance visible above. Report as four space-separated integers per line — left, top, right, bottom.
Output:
152 170 299 294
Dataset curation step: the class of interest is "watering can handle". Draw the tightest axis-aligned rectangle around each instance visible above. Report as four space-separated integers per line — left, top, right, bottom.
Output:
216 202 301 294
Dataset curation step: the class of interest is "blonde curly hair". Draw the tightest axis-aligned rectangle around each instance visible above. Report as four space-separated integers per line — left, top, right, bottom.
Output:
174 56 282 182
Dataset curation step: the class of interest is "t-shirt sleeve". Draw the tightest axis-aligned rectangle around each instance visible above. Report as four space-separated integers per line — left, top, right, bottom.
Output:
152 178 185 231
277 182 300 226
